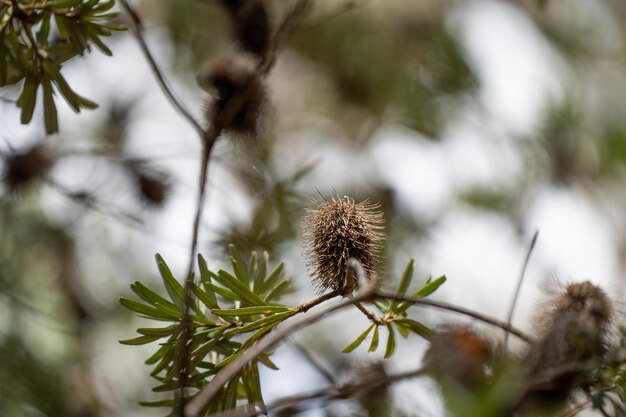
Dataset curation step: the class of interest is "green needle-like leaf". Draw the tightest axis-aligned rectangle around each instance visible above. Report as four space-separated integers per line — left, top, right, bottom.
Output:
369 325 380 352
212 306 290 317
393 318 435 341
342 324 375 353
218 270 267 306
119 297 177 320
384 324 396 358
155 254 185 308
119 334 162 345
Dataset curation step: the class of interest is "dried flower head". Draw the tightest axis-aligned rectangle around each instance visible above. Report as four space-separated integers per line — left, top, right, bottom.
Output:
2 143 53 192
519 281 613 411
201 57 267 138
220 0 272 60
302 196 385 294
423 326 492 388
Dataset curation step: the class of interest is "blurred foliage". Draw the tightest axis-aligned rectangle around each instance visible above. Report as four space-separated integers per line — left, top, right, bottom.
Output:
0 0 124 134
2 0 626 416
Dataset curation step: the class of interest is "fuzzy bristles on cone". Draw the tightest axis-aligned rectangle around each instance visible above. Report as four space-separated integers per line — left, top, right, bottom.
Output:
302 197 385 294
3 144 53 193
202 57 267 138
519 281 612 412
423 326 492 389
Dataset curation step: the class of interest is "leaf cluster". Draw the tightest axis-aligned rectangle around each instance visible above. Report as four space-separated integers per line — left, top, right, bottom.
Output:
0 0 124 133
342 258 445 357
119 244 292 413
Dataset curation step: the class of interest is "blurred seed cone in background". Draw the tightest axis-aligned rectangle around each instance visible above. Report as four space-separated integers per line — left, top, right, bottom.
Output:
219 0 273 61
423 326 493 390
518 281 613 415
302 196 385 294
201 57 268 140
2 143 54 194
124 160 171 208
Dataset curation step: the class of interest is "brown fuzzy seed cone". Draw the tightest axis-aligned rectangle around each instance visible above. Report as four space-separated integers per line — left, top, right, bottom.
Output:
519 281 612 412
202 58 266 138
302 197 385 294
423 326 492 389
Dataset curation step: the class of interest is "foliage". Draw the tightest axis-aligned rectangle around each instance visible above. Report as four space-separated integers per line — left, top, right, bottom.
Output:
120 247 443 413
0 0 124 133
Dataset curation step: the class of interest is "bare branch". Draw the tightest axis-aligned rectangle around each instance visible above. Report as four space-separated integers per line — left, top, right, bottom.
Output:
117 0 204 137
204 366 427 417
503 230 539 349
289 340 337 384
374 291 532 343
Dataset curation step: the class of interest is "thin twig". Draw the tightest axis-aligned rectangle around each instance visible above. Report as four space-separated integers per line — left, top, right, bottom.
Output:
117 0 204 137
204 366 427 417
503 230 538 349
375 291 532 342
557 399 592 417
289 340 337 384
354 301 386 325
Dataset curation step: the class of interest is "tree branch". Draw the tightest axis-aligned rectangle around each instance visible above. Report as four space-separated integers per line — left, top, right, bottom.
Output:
117 0 204 137
503 230 538 349
203 366 427 417
375 291 532 342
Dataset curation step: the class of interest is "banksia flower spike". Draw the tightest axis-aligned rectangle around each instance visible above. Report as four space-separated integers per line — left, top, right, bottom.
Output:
302 196 385 294
519 281 613 413
423 326 492 389
202 57 267 139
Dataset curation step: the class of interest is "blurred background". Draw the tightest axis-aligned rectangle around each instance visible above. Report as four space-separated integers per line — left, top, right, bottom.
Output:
2 0 626 415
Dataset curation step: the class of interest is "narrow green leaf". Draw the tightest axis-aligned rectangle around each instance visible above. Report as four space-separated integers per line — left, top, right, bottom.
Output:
137 325 177 337
155 254 185 308
154 302 184 319
369 325 380 352
41 75 58 134
384 324 396 358
342 324 375 353
414 275 447 298
262 261 284 291
397 258 415 294
197 254 218 306
229 244 249 283
18 76 38 125
237 310 296 333
212 306 290 317
130 281 180 312
138 399 174 408
224 375 239 409
265 279 290 303
192 282 218 309
390 258 415 312
119 297 177 320
396 276 447 315
394 318 435 341
255 252 268 290
145 343 171 365
218 270 267 306
119 334 161 345
257 353 279 370
207 283 240 301
248 251 258 289
250 360 266 411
